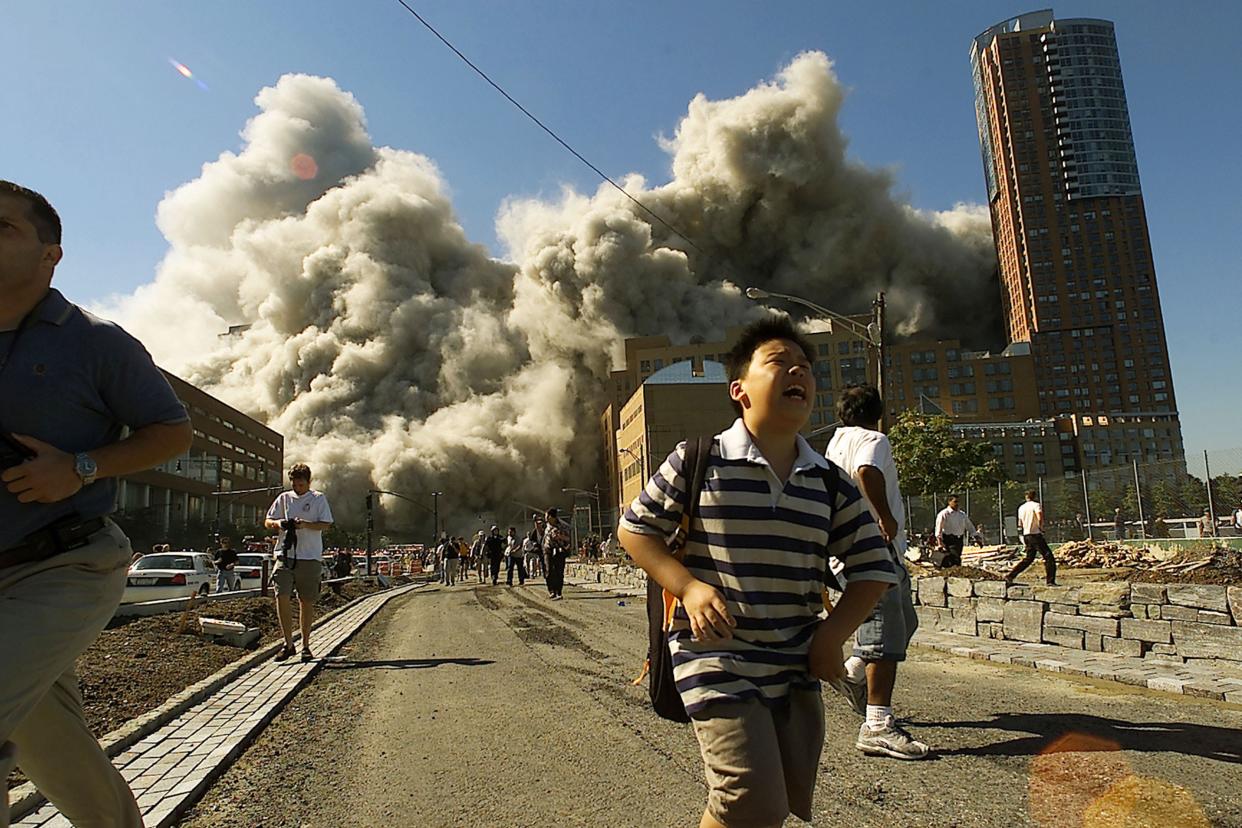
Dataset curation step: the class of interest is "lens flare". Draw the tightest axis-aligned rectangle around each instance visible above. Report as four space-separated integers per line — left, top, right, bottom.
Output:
168 58 209 91
1084 775 1210 827
1028 733 1127 827
290 153 319 181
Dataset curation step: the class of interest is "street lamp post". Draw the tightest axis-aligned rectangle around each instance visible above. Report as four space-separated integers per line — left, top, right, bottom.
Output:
745 287 887 431
432 491 442 540
369 489 443 575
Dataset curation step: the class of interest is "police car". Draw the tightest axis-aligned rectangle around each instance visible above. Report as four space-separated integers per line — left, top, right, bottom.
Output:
122 551 215 603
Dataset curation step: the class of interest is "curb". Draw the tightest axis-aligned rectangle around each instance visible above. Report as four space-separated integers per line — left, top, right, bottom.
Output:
112 588 264 619
9 579 430 820
909 631 1242 704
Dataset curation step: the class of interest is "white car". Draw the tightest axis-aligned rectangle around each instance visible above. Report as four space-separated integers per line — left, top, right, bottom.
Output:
234 552 273 589
122 552 215 604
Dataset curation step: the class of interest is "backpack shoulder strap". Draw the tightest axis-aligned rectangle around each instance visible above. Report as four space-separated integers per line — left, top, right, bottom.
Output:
672 436 713 556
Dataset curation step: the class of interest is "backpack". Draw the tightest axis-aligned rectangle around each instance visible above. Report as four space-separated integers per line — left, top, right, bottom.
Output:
634 435 713 724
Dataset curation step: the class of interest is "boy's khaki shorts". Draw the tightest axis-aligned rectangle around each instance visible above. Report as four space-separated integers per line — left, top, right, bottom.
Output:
273 559 321 599
690 686 825 827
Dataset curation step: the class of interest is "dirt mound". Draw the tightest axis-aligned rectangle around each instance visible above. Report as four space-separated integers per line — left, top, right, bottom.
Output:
1127 546 1242 586
908 562 1001 581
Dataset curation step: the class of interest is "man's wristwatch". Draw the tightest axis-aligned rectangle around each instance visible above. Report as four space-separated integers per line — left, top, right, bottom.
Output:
74 452 98 485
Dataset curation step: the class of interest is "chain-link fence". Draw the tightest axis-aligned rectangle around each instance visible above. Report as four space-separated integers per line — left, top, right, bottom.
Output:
904 447 1242 546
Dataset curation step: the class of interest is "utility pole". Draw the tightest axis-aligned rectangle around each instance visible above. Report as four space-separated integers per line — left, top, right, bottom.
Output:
365 492 374 576
432 491 442 541
1204 450 1216 535
1132 459 1146 540
594 482 603 537
1082 468 1094 541
874 291 887 432
997 481 1004 544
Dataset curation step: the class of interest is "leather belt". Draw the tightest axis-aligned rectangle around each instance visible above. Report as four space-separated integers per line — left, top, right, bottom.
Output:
0 516 107 570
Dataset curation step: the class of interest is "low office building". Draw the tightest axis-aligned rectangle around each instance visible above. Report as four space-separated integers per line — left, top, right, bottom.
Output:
606 327 1035 434
952 418 1078 480
117 371 284 538
615 360 735 513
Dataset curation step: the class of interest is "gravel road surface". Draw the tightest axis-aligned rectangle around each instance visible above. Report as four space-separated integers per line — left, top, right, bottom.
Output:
179 579 1242 827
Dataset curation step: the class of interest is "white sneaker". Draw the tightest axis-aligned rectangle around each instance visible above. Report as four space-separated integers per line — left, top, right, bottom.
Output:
856 716 931 760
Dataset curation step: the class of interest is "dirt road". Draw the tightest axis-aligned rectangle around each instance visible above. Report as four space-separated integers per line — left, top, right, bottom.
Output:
180 579 1242 827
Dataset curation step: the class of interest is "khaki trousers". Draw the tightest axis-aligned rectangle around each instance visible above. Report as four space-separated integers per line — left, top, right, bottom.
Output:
1 519 142 828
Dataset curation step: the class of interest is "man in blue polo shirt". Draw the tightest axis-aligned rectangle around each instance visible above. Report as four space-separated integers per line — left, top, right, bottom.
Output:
0 181 193 826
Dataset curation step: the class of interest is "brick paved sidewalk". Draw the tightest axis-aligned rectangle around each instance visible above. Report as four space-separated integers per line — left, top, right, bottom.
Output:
14 582 424 828
912 628 1242 702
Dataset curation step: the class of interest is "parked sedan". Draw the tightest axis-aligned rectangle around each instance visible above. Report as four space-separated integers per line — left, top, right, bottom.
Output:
235 552 272 589
122 552 215 604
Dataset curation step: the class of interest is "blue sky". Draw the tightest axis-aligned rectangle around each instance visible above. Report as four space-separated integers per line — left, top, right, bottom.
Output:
5 1 1239 460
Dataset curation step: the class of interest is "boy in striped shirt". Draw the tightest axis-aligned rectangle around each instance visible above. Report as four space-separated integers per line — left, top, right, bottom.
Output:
619 317 898 828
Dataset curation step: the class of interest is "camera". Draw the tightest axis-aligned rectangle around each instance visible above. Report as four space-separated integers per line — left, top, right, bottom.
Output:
279 518 298 558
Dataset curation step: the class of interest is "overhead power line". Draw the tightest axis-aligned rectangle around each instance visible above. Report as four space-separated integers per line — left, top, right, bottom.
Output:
391 0 708 258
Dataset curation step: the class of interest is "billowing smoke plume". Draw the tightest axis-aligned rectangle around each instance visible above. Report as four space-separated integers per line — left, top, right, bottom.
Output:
99 52 996 529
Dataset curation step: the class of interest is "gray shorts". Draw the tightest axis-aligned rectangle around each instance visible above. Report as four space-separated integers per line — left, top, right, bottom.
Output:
273 559 321 599
853 561 917 662
690 687 824 827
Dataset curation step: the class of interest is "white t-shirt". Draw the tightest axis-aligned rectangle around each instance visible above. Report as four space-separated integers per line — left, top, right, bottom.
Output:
1018 500 1043 536
825 426 906 553
1234 509 1242 530
267 489 334 559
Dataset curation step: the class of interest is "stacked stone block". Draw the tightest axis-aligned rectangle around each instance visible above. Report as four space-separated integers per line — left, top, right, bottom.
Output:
911 576 1242 668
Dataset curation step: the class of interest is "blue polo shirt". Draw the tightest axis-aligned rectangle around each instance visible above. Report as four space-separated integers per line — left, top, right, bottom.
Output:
0 289 188 550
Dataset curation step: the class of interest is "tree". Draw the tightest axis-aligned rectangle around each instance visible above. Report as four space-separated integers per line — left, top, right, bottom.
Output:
1179 475 1208 516
888 411 1005 497
1210 475 1242 513
1148 480 1180 519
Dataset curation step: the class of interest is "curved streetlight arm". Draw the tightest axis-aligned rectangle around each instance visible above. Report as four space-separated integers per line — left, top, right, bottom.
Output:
562 487 600 500
370 488 436 516
745 287 878 345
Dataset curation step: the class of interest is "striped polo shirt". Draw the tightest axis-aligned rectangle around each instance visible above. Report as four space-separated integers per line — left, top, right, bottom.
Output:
621 418 898 715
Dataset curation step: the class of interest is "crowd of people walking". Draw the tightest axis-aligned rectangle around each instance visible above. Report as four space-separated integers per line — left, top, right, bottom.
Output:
426 507 580 599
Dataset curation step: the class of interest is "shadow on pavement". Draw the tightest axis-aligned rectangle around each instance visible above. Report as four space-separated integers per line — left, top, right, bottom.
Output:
933 712 1242 764
323 657 495 670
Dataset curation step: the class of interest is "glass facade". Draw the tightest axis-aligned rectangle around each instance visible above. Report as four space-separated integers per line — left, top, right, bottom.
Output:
1043 20 1141 198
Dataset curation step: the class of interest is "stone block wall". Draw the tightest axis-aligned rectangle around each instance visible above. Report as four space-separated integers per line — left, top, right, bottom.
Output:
565 562 1242 668
913 577 1242 667
565 562 648 593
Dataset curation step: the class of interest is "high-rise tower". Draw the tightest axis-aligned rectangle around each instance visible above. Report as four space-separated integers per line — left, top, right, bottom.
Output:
970 10 1183 467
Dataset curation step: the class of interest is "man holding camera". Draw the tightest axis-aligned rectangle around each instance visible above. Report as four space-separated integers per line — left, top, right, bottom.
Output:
264 464 333 662
1 181 193 826
212 535 239 593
